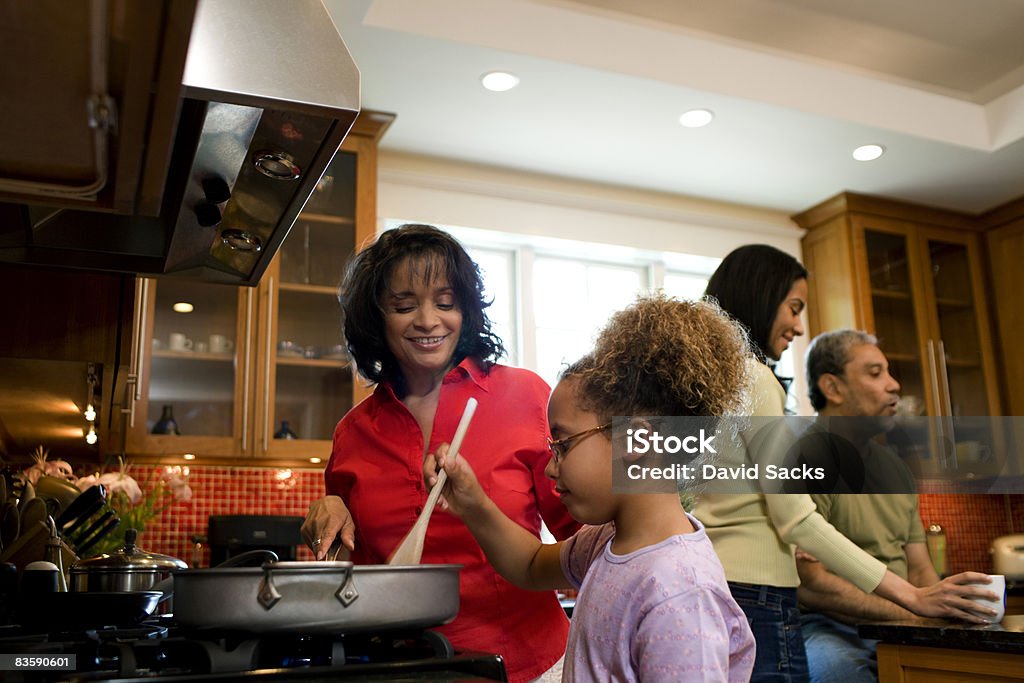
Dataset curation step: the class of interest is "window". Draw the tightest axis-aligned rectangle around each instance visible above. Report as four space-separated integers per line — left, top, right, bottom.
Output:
464 246 519 365
532 256 646 384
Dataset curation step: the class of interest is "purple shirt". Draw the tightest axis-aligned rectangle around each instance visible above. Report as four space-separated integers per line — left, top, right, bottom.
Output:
561 513 755 682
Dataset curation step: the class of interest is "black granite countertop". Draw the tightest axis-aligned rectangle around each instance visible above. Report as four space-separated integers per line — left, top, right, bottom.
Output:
859 614 1024 655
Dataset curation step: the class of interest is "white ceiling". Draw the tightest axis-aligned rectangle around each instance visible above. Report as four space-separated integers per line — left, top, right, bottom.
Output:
324 0 1024 215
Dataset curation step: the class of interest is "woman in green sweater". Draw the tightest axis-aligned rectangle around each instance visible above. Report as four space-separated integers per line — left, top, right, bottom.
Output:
694 244 986 683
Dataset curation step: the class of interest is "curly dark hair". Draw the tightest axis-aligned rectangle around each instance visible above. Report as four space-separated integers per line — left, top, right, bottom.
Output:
562 293 751 420
703 244 807 363
340 224 504 391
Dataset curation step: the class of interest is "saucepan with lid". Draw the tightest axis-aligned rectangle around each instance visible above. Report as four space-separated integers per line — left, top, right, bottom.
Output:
71 528 187 611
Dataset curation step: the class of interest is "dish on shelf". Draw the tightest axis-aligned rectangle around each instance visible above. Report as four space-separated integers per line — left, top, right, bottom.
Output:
277 349 304 359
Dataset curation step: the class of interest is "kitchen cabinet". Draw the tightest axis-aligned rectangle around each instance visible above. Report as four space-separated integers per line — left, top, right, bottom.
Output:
860 616 1024 682
118 113 393 464
794 193 1003 475
983 197 1024 417
795 193 1001 419
876 644 1024 682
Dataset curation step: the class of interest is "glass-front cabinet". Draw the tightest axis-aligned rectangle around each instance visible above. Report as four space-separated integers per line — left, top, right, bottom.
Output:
254 150 359 460
125 278 254 456
853 215 1000 419
120 113 392 464
797 194 1003 478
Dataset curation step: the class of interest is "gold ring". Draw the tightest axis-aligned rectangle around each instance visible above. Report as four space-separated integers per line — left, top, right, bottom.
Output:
313 538 322 546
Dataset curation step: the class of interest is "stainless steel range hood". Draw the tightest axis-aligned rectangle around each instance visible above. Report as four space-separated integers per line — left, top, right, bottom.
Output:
0 0 360 285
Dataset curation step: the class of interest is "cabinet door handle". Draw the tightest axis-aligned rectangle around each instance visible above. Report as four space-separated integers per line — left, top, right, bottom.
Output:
241 287 254 452
926 340 947 467
263 278 274 452
124 278 149 428
936 340 954 417
936 340 957 466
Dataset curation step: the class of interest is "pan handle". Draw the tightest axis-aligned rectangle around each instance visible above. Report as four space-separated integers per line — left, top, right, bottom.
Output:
256 562 358 610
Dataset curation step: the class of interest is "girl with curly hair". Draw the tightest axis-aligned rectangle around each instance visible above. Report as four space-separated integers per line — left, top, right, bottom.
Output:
427 293 756 682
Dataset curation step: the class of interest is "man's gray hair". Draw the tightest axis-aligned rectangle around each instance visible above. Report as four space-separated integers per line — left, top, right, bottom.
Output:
806 329 878 411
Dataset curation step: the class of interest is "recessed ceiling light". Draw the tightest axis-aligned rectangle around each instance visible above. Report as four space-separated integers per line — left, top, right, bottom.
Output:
481 71 520 92
679 109 714 128
853 144 885 161
173 301 194 313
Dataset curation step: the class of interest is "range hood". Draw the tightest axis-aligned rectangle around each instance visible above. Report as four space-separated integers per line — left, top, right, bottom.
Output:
0 0 360 285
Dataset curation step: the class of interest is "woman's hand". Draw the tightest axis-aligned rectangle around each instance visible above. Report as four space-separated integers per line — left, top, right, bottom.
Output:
300 495 356 560
424 443 488 517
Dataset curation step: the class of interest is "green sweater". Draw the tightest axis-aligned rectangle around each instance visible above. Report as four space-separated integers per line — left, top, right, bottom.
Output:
693 360 887 592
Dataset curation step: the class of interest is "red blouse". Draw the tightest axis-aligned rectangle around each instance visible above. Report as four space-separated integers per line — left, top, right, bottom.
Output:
325 358 579 683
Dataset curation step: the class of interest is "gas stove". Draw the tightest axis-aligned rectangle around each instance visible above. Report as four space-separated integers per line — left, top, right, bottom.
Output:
0 620 507 682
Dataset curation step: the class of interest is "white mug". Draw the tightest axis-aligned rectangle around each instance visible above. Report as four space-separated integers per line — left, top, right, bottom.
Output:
195 341 209 353
209 334 234 353
967 574 1006 622
956 441 991 464
169 333 193 352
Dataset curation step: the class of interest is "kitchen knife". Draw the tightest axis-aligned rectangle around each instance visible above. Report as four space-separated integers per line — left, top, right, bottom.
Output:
56 484 106 528
75 517 121 557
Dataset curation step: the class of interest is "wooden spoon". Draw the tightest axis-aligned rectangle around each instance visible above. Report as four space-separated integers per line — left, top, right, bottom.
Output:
388 397 477 565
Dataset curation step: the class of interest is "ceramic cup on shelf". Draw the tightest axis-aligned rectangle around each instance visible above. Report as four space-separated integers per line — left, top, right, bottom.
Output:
967 574 1006 622
169 333 193 352
277 340 302 357
209 334 234 354
324 344 348 360
195 341 209 353
956 441 991 465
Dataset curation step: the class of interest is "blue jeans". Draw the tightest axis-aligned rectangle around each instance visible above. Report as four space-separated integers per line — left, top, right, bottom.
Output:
800 612 878 683
729 582 809 683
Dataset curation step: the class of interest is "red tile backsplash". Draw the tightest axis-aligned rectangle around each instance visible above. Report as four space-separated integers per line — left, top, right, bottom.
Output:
130 464 327 567
129 464 1023 578
918 493 1024 575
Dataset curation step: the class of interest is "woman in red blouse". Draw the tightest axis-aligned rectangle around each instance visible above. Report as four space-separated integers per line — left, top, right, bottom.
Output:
301 224 577 683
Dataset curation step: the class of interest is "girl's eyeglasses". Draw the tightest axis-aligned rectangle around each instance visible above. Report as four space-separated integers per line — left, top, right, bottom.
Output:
547 423 612 464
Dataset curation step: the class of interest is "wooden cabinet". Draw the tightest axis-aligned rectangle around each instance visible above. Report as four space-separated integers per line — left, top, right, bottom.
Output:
118 113 393 465
982 197 1024 417
877 644 1024 682
795 193 1007 478
794 193 1001 419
